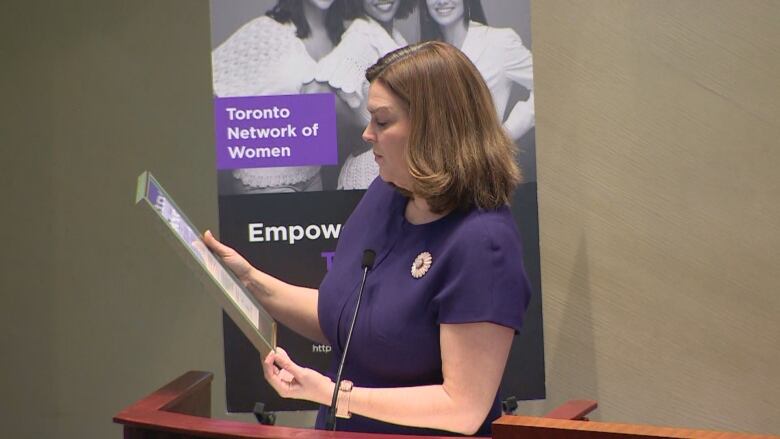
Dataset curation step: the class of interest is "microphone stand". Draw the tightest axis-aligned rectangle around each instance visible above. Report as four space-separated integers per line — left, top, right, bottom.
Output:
325 250 375 431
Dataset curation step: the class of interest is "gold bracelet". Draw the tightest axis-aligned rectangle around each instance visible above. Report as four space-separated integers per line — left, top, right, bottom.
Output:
335 380 353 419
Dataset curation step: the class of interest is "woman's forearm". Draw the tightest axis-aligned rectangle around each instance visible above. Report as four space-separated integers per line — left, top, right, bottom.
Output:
337 323 513 435
345 383 491 435
503 93 535 141
245 269 326 344
263 324 513 435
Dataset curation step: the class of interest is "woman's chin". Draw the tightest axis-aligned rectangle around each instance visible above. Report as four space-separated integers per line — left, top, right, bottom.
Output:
377 172 399 188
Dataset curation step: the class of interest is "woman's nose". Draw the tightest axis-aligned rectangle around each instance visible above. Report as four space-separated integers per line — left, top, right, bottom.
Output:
362 125 375 144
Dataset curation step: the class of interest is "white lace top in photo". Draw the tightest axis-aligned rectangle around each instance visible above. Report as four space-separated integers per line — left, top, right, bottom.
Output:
315 17 408 121
212 16 320 190
319 18 407 190
337 150 379 190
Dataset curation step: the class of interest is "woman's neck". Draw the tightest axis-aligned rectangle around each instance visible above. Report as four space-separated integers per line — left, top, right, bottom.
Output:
302 2 332 60
302 2 328 29
405 196 448 225
440 19 468 48
371 16 395 37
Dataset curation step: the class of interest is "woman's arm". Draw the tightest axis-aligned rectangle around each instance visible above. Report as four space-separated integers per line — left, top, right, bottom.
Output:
503 91 534 141
203 231 326 344
501 29 535 141
264 322 514 435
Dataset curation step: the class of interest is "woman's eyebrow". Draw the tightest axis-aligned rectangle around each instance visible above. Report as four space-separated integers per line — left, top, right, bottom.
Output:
367 105 391 114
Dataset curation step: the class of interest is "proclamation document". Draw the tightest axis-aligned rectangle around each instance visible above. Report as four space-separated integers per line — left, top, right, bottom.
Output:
136 171 276 357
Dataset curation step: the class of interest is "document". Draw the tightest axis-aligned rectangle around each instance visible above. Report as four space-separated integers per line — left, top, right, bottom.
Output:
135 171 276 357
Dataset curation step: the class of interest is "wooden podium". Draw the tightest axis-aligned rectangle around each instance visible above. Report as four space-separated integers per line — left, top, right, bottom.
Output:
114 371 775 439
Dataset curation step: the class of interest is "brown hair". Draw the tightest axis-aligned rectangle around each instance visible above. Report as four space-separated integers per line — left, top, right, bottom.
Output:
365 41 521 213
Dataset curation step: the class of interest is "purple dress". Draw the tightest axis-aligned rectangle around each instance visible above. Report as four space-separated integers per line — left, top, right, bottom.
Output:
315 179 531 435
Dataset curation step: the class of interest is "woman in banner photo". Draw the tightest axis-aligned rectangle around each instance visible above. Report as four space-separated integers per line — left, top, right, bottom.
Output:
421 0 534 142
212 0 355 194
204 42 531 435
314 0 417 190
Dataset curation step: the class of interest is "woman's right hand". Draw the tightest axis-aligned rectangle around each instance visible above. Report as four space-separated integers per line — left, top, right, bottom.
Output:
204 232 326 344
202 230 255 286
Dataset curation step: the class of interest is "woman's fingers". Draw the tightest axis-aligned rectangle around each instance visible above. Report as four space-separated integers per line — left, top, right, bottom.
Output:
262 356 287 393
203 230 252 279
271 347 301 382
261 347 333 405
203 230 232 257
263 351 282 380
263 351 276 371
262 348 307 397
272 347 292 368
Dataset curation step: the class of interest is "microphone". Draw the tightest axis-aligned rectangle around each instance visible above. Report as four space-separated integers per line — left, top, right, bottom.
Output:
325 249 376 430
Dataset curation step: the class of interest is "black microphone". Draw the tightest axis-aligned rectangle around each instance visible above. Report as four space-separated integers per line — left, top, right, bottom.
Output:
325 249 376 431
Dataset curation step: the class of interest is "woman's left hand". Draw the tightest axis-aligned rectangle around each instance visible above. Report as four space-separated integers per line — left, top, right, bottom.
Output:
262 347 334 406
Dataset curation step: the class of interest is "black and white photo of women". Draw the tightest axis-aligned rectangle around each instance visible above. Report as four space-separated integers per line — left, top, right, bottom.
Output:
314 0 418 189
212 0 356 194
211 0 535 187
420 0 535 180
209 0 544 416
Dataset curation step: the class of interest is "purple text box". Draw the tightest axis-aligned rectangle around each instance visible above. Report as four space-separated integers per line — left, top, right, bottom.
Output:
214 94 337 170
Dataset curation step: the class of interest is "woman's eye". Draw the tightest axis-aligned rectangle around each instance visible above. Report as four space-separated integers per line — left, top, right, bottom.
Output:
376 120 387 127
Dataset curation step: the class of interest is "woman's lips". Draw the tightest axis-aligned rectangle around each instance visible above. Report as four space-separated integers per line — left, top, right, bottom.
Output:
434 6 456 16
373 0 396 12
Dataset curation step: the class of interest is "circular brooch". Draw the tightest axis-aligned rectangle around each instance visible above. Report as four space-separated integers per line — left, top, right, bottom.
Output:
411 252 433 279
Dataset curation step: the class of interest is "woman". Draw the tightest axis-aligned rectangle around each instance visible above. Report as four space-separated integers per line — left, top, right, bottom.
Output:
205 42 531 435
421 0 535 142
313 0 416 190
212 0 352 194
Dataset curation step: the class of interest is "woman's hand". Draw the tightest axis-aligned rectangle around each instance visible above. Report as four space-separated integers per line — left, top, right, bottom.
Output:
202 230 254 285
262 347 334 406
203 231 327 343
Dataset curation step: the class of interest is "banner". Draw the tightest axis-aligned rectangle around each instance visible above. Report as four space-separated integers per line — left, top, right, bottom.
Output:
210 0 544 412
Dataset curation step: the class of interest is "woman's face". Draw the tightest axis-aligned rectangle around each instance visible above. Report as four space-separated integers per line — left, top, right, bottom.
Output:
307 0 335 10
426 0 465 27
363 0 401 24
362 81 413 190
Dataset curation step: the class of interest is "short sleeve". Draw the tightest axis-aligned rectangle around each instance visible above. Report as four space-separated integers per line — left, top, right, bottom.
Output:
432 210 531 331
314 20 374 107
314 18 403 109
500 29 533 91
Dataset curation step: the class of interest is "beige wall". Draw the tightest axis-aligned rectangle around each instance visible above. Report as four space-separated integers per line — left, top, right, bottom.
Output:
0 1 777 438
527 0 780 434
